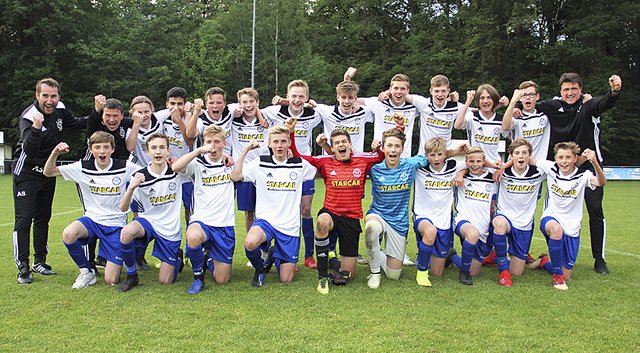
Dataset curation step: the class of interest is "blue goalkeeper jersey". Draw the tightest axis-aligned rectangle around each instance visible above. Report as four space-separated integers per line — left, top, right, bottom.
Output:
368 155 428 236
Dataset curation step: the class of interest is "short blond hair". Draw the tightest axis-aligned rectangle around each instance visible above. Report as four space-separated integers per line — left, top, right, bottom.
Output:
287 80 309 97
268 125 291 141
382 128 406 145
89 131 115 148
130 95 154 113
518 81 538 91
554 141 580 156
203 125 225 140
430 75 450 88
466 146 485 159
390 74 410 89
425 137 447 154
336 80 359 96
509 138 532 155
237 87 259 101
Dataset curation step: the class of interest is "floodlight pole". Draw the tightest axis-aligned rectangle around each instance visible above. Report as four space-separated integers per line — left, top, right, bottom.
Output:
251 0 256 88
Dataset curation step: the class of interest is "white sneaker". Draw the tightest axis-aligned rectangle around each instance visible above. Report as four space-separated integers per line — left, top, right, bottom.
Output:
367 273 381 289
403 254 415 266
72 268 97 289
356 255 368 264
246 260 254 268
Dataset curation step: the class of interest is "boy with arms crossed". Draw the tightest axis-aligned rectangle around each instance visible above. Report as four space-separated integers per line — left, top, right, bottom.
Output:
117 133 188 292
43 132 138 288
172 126 236 294
231 125 316 287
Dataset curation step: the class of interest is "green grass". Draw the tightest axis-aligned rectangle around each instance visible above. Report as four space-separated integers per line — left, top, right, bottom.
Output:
1 175 639 352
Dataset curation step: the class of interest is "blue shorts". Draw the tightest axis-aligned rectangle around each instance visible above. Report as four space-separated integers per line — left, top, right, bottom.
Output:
252 219 300 264
191 221 235 264
539 216 580 269
135 217 181 266
302 179 315 196
182 181 194 214
236 181 256 211
413 217 453 258
77 216 123 266
495 215 533 261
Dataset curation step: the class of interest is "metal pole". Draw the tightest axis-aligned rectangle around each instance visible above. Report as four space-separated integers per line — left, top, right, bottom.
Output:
251 0 256 88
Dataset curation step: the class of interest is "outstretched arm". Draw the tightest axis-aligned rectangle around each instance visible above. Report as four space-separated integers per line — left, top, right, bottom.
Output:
454 90 475 129
230 140 260 181
119 172 145 212
583 149 607 187
503 89 522 131
43 142 69 177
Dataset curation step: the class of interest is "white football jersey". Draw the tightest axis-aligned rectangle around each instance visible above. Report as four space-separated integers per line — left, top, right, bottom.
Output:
537 160 595 237
243 155 317 236
413 159 462 230
315 104 373 154
132 164 187 241
155 109 196 159
58 159 139 227
262 105 322 156
130 113 167 167
412 95 463 153
364 97 418 158
496 165 546 230
453 170 498 242
230 116 270 164
195 103 238 155
509 110 551 162
463 110 508 163
185 155 235 227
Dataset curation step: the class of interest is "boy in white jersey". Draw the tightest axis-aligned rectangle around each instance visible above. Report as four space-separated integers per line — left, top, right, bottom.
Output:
231 125 316 287
117 134 187 292
346 67 418 158
265 80 323 269
186 87 238 155
449 147 498 285
491 139 546 287
364 128 428 289
502 81 551 161
172 125 236 294
231 87 270 234
455 84 509 164
533 142 606 290
413 137 463 287
43 132 138 288
315 80 373 154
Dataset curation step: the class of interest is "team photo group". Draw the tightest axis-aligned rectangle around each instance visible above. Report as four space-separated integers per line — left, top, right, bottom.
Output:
12 67 622 294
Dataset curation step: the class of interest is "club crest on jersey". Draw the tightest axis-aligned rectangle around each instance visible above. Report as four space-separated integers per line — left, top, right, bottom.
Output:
493 127 501 134
446 114 454 121
352 168 362 177
400 172 409 181
289 172 298 180
302 122 309 129
485 184 493 191
257 127 264 133
112 176 122 185
119 127 126 138
169 182 177 191
224 167 232 173
354 118 361 125
540 117 547 126
56 118 63 131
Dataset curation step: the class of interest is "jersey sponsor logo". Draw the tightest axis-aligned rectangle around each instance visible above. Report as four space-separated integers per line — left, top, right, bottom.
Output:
266 180 297 191
202 174 231 185
89 185 121 195
383 114 409 125
149 192 177 206
352 168 362 177
426 117 451 128
464 189 490 201
474 133 499 144
112 177 122 185
522 128 545 137
167 136 184 148
423 180 452 189
294 129 308 137
335 125 360 134
56 118 63 131
380 183 409 192
330 179 361 187
237 133 265 140
506 184 536 193
550 184 578 198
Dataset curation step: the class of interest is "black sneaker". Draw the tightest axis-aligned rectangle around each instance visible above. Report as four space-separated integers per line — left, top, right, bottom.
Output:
262 246 275 274
17 264 32 285
251 269 265 288
594 258 609 274
176 249 184 273
329 270 350 285
117 274 139 292
95 256 107 269
445 248 457 268
32 262 56 275
136 256 151 271
459 270 473 285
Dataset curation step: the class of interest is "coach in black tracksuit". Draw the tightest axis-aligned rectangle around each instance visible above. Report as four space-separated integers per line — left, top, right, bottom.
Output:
13 78 87 284
535 73 622 274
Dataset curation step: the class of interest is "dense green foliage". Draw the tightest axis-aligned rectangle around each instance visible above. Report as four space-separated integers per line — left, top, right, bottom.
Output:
1 0 638 163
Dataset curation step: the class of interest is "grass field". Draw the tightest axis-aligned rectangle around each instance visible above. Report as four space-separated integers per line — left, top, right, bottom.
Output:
1 174 639 352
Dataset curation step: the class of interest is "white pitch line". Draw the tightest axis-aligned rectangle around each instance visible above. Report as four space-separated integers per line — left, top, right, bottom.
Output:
532 236 640 259
0 208 83 228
